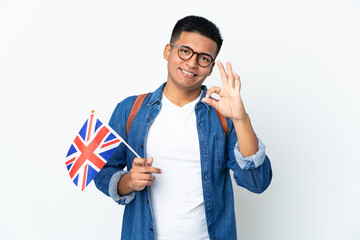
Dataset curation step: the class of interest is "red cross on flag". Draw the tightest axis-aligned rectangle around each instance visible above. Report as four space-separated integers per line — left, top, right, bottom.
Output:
65 111 139 191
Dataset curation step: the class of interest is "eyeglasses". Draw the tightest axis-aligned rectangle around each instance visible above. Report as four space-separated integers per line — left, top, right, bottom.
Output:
170 43 215 67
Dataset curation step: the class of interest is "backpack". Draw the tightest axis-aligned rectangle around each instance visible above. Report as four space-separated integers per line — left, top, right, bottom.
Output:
126 93 229 136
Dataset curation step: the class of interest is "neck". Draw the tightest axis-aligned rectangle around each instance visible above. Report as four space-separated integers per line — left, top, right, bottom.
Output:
163 82 202 107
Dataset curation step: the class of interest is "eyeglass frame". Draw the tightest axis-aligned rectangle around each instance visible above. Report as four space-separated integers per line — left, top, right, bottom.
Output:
169 43 215 67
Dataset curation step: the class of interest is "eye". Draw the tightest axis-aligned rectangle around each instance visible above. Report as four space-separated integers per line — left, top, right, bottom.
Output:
200 55 211 63
180 48 190 54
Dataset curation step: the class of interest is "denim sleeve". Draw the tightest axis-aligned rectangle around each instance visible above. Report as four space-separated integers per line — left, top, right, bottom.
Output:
108 170 136 205
226 119 272 194
234 138 266 170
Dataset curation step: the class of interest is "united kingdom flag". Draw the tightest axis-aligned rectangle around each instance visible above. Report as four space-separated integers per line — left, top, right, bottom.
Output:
65 113 122 191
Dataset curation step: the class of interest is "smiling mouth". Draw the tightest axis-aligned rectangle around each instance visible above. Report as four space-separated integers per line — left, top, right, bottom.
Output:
180 68 198 77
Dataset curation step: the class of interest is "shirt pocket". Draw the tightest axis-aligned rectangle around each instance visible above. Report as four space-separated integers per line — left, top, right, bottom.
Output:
214 133 227 172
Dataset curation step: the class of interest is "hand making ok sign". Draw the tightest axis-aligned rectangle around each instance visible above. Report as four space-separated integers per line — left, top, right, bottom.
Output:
202 61 248 121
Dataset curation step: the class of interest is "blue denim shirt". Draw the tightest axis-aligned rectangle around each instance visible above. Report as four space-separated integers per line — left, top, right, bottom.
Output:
94 83 272 240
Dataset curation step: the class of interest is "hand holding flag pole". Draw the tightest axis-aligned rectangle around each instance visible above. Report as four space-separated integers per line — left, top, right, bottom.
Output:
65 110 139 191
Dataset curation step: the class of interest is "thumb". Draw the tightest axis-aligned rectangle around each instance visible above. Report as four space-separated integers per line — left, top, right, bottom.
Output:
202 97 219 109
146 157 154 166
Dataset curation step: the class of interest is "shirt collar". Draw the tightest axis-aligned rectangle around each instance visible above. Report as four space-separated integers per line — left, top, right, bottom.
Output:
148 82 210 111
147 83 166 106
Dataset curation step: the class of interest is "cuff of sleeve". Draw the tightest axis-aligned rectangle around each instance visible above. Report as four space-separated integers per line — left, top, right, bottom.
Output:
234 138 266 170
109 170 136 205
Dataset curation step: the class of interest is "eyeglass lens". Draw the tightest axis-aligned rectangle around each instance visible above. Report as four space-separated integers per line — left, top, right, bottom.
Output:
177 46 213 67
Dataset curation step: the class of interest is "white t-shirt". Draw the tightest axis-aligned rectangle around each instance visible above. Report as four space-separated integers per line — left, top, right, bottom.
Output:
146 92 209 240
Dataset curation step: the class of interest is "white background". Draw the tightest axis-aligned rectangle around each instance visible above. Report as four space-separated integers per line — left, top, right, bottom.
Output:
1 0 359 239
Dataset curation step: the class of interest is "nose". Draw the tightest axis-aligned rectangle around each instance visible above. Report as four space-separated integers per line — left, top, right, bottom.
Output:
186 53 199 68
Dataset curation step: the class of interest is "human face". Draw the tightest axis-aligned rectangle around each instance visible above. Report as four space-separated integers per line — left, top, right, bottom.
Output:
163 31 217 93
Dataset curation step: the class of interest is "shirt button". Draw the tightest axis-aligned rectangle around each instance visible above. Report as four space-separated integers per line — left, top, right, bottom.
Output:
149 227 153 231
140 145 144 149
204 174 208 180
199 122 203 127
146 118 151 122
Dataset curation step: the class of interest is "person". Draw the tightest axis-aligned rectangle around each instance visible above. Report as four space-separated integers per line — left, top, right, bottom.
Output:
94 15 272 240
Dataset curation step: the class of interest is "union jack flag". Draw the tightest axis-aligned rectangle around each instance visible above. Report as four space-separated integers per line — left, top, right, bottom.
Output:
65 113 122 191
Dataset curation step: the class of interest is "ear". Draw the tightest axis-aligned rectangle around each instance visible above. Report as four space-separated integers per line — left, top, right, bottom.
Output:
163 44 171 61
208 61 216 76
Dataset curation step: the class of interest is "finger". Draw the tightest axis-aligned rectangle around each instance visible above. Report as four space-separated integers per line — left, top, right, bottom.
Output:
133 157 147 166
226 62 234 87
202 96 219 109
216 61 228 86
202 86 222 109
134 173 156 182
144 166 162 174
132 179 154 189
136 180 155 187
233 72 241 90
130 172 157 190
205 86 221 98
130 165 162 174
146 157 153 166
137 171 157 185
